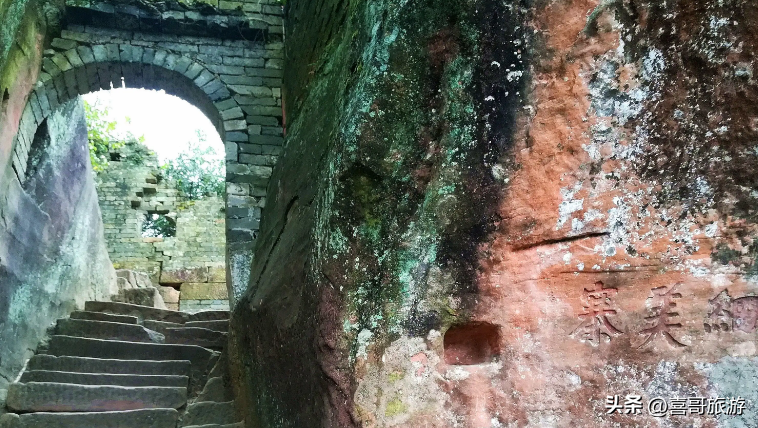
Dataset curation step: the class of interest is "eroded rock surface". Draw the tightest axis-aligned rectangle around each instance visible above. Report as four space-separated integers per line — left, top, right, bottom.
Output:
0 99 116 401
228 0 758 426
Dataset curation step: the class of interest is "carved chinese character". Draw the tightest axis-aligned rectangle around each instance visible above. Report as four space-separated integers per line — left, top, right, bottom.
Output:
704 289 732 333
571 281 623 346
732 296 758 333
637 283 687 349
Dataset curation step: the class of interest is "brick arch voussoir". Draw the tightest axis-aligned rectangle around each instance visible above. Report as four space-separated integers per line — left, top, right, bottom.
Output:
14 43 246 185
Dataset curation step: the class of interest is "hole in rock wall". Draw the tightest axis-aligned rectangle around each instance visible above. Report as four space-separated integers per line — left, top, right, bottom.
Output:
444 322 501 365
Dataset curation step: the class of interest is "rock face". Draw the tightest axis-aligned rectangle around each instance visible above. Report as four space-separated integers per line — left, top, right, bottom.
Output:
228 0 758 427
0 99 116 402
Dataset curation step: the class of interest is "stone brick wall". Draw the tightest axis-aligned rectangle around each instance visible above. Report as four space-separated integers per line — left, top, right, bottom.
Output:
7 0 285 308
96 141 229 311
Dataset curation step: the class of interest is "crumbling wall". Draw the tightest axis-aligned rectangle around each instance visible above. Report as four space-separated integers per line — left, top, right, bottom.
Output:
96 142 228 311
228 0 758 427
0 98 116 408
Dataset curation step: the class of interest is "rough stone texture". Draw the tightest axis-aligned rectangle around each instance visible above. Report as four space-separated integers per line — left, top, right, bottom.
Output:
97 141 229 311
6 382 187 412
227 0 758 427
0 99 116 405
4 0 285 310
0 408 180 428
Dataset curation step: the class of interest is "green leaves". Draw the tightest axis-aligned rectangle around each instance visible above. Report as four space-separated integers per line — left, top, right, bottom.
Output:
84 99 143 172
160 141 224 200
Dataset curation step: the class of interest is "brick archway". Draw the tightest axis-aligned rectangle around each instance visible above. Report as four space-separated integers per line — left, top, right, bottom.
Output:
10 18 284 305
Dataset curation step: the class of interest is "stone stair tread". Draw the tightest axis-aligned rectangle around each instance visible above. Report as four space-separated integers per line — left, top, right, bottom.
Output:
186 311 230 322
6 382 186 412
164 327 227 349
56 318 165 343
143 319 184 333
183 424 243 428
85 301 189 324
47 335 216 361
181 401 237 427
185 320 229 332
47 336 218 395
19 370 188 387
27 355 191 376
70 311 139 324
0 408 179 428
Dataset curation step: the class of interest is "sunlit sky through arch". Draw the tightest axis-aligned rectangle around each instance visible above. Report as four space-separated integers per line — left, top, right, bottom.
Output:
82 86 224 164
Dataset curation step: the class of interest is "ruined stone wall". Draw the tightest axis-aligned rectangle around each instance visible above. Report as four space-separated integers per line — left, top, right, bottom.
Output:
96 141 228 311
229 0 758 427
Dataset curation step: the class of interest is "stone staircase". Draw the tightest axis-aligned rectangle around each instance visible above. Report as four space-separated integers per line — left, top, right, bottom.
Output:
0 301 243 428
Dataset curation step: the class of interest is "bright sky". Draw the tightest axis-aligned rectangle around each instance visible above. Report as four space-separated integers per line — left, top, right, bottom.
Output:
82 87 224 164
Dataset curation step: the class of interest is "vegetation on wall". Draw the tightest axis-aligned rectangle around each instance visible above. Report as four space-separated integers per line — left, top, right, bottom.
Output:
160 134 224 200
84 99 146 171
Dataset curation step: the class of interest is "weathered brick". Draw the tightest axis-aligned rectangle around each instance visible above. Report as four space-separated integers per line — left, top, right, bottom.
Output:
220 106 244 120
105 44 121 61
260 145 282 155
214 98 237 111
208 64 244 75
241 105 281 117
224 120 247 132
199 45 244 57
91 45 108 62
52 38 78 51
173 56 193 74
222 56 265 67
239 154 277 166
245 67 282 78
194 70 214 87
184 62 205 80
225 131 247 142
238 143 261 155
158 42 199 53
261 126 283 136
234 95 276 106
228 85 272 97
220 75 263 86
225 141 239 161
51 53 73 72
77 46 95 64
245 115 280 127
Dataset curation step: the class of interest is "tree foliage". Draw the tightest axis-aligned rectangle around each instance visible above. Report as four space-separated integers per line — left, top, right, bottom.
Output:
161 138 224 200
84 99 144 172
142 213 176 238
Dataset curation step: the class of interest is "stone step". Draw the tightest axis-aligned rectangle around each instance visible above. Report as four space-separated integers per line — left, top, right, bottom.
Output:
183 424 244 428
144 319 184 333
27 355 191 376
187 311 230 322
6 382 186 412
0 408 179 428
185 320 229 332
85 301 189 324
47 336 217 395
70 311 139 324
19 370 188 387
164 327 227 349
180 401 238 427
55 318 165 343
